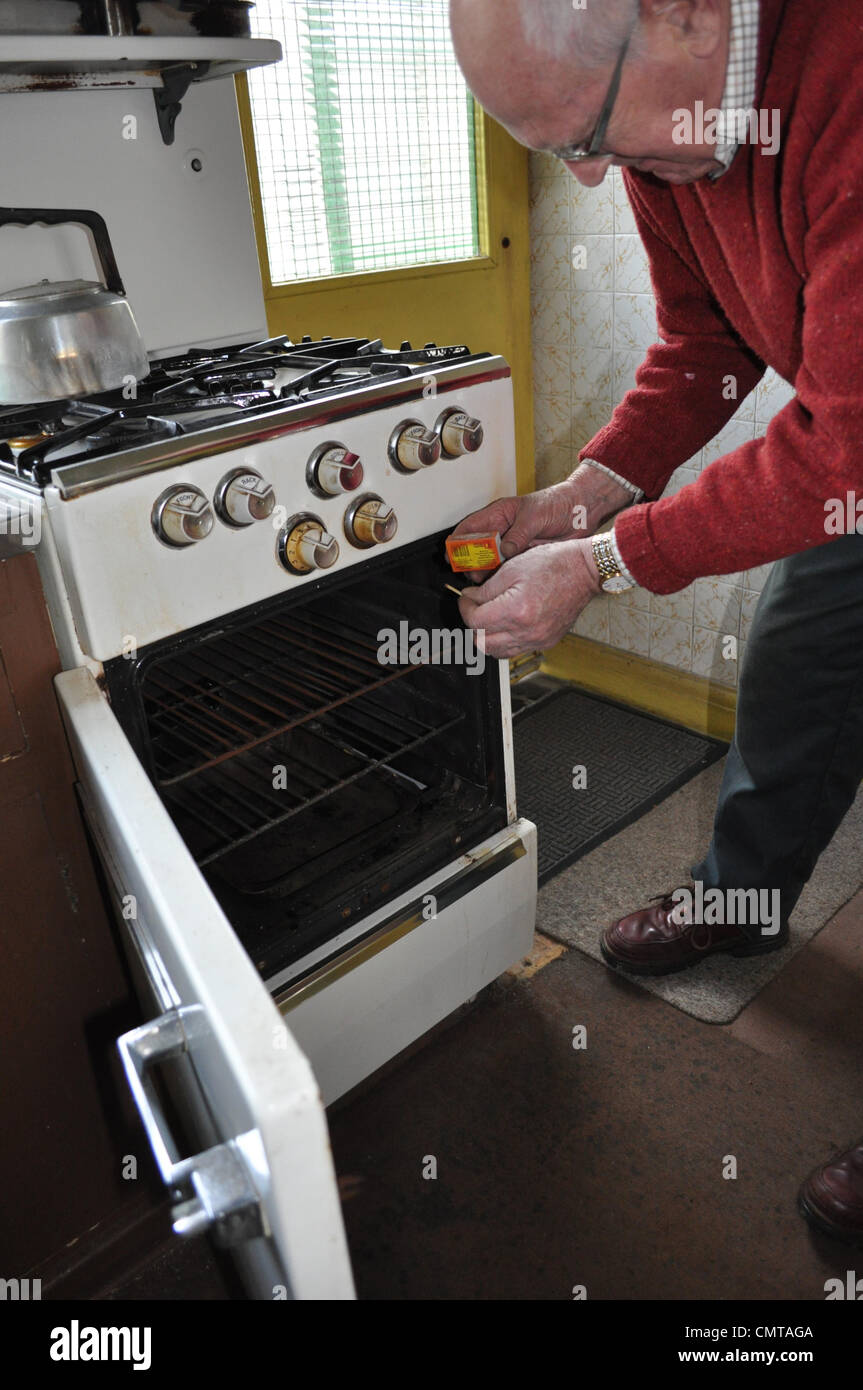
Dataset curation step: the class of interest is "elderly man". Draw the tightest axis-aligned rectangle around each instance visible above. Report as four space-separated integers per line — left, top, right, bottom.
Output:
448 0 863 1247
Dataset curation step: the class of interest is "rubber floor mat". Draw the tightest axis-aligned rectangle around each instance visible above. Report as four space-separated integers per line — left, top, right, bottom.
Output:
513 688 726 885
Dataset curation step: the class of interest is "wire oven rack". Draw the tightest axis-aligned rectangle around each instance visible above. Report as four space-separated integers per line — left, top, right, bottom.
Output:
139 606 465 867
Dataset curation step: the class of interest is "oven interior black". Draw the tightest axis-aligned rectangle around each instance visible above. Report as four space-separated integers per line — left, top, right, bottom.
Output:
103 533 509 979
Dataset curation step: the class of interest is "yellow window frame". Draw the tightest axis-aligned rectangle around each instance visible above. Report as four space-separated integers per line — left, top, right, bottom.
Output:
235 74 534 493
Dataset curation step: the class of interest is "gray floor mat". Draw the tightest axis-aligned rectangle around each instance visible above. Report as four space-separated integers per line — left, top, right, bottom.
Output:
537 759 863 1023
513 688 725 884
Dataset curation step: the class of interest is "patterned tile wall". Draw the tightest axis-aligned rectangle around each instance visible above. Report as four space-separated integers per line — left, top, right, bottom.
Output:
529 152 796 688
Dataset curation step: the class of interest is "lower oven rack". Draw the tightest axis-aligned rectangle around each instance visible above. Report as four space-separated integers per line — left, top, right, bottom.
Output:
163 689 466 868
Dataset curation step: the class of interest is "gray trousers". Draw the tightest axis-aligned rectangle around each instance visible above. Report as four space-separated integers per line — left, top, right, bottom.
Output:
691 531 863 938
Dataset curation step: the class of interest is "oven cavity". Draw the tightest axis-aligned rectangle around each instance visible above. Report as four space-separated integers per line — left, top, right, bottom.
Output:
103 535 507 980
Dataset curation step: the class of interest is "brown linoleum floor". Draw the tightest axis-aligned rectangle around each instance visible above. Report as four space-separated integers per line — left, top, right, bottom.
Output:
324 889 863 1301
105 884 863 1301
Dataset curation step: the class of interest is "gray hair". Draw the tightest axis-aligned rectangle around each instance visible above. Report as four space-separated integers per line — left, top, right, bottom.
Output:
518 0 646 70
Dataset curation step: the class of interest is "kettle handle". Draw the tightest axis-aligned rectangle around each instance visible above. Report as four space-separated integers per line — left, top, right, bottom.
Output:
0 207 126 296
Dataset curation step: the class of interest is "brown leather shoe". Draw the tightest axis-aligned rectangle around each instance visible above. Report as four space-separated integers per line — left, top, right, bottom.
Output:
600 886 789 976
799 1139 863 1247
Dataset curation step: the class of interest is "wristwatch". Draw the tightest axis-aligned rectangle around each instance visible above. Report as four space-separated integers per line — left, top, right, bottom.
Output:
591 533 636 594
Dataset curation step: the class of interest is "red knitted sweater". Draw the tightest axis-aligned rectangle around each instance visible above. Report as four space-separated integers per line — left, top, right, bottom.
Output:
579 0 863 594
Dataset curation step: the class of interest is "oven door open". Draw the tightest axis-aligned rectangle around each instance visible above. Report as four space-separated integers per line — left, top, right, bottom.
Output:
55 665 355 1301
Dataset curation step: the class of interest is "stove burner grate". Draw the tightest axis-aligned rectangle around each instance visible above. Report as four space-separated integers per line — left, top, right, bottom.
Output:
0 334 489 484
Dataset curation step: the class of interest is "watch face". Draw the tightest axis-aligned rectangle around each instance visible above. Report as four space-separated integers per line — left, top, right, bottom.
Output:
602 575 632 594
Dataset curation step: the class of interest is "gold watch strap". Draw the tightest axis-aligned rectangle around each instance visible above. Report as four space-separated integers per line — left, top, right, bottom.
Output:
591 533 635 592
592 533 620 581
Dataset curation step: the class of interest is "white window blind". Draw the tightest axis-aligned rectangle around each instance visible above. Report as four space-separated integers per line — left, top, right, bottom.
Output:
247 0 481 284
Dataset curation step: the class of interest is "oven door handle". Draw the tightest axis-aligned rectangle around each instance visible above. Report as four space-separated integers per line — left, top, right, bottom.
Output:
117 1005 267 1247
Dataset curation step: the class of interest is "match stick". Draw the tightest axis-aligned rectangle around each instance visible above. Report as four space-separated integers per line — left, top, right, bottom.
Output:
444 583 464 596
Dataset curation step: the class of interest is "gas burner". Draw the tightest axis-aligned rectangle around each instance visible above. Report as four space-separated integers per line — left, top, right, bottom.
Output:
82 414 182 448
15 406 184 479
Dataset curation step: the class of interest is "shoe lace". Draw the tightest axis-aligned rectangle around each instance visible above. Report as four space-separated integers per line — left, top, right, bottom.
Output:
648 883 692 907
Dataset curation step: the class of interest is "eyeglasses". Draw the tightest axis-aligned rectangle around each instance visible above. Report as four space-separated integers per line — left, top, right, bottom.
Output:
551 26 634 163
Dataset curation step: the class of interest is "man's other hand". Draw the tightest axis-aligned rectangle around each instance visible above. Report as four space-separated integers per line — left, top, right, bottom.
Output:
458 538 603 659
448 463 635 580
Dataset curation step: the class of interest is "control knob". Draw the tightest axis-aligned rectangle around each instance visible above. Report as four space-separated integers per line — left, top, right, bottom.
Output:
344 493 398 549
306 442 365 497
435 408 484 458
214 468 276 527
277 513 340 575
388 420 441 473
152 485 214 548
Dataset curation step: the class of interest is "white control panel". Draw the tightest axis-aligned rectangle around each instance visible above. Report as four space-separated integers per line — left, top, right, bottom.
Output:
44 374 515 662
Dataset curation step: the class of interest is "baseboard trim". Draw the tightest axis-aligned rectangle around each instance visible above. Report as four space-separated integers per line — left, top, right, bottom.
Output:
541 635 737 742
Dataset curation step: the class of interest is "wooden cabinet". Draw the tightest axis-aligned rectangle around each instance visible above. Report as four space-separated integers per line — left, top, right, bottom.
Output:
0 554 169 1295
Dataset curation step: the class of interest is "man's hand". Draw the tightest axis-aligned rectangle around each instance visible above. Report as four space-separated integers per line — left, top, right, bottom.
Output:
458 537 603 659
449 463 635 577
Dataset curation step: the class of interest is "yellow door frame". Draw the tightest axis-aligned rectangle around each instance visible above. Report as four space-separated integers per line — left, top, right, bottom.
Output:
234 74 534 495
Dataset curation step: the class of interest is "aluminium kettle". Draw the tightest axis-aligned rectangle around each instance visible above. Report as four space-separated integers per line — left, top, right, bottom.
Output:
0 207 150 405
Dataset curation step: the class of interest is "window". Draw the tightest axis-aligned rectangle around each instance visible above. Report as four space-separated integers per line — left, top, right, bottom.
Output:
246 0 481 284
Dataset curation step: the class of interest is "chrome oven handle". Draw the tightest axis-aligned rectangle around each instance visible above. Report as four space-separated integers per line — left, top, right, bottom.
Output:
117 1006 266 1246
117 1005 203 1186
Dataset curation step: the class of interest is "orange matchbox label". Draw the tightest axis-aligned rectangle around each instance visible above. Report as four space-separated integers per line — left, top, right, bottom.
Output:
445 533 503 572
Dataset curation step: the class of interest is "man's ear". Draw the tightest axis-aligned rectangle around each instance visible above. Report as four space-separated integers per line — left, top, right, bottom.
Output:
645 0 725 59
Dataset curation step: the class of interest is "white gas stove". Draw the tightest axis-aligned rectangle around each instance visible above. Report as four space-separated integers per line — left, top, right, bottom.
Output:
0 59 537 1302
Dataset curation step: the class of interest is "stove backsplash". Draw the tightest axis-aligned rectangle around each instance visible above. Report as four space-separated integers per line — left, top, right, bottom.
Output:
0 79 268 355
